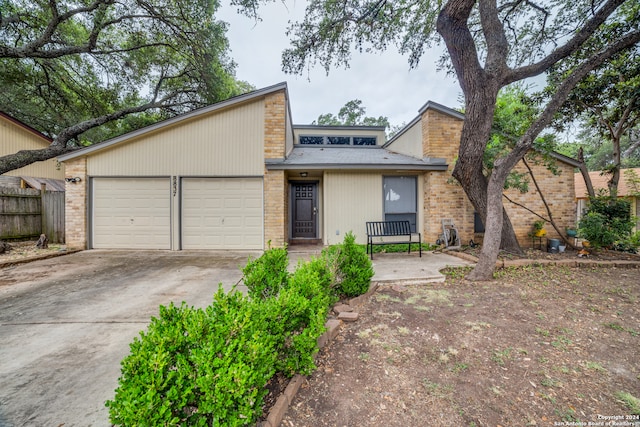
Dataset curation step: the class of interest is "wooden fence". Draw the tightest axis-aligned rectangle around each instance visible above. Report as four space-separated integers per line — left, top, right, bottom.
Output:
0 186 65 243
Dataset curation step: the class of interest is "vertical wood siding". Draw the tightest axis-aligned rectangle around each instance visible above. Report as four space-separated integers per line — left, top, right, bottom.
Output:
323 171 383 245
87 101 265 176
385 122 422 158
1 117 65 180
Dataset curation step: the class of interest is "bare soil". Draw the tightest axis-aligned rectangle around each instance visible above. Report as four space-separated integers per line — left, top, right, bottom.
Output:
280 260 640 427
0 240 67 266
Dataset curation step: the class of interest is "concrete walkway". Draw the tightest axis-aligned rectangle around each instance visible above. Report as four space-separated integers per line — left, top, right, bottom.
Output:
289 248 473 284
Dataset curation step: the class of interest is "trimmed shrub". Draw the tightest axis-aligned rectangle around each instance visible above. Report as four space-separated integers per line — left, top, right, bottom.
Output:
323 232 374 298
106 288 278 426
107 252 338 426
242 245 289 300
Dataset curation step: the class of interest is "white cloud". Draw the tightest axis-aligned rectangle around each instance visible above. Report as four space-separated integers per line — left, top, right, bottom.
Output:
218 1 463 127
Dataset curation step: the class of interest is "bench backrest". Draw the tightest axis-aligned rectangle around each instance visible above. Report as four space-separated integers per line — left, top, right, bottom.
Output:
366 221 412 237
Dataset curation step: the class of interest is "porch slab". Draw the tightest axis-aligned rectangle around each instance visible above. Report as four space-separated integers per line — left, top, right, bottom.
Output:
288 249 473 284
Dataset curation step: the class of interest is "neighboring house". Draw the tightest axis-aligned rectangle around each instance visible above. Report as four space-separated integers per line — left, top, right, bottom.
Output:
58 82 578 251
0 111 65 190
575 168 640 231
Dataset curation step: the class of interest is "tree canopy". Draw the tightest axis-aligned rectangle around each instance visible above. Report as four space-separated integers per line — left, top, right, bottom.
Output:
313 99 390 128
547 31 640 196
235 0 640 279
0 0 250 174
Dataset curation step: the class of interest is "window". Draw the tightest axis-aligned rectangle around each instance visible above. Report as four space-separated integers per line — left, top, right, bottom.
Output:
299 136 324 145
353 137 376 146
328 136 350 145
298 135 377 145
383 176 417 232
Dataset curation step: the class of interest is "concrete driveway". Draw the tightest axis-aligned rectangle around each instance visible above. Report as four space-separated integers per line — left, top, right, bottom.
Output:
0 249 258 427
0 248 471 426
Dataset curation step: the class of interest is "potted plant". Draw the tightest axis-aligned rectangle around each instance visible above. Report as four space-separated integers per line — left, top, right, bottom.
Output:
532 220 546 237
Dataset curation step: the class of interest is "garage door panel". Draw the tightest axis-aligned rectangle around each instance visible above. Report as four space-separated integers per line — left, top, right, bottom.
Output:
182 178 263 250
93 178 170 249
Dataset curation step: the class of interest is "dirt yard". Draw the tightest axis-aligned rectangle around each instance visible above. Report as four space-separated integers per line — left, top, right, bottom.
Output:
281 263 640 427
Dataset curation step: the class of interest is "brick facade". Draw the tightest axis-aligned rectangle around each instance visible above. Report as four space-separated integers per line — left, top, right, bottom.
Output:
64 157 87 249
421 108 576 248
263 91 288 247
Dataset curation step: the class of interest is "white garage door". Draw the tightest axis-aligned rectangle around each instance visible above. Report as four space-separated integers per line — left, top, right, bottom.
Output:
182 178 263 249
92 178 170 249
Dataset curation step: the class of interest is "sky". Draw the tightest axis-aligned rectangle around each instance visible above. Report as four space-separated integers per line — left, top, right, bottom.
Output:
217 2 464 128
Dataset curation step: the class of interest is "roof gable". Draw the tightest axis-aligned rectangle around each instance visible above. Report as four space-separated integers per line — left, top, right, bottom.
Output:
0 111 52 146
59 82 288 161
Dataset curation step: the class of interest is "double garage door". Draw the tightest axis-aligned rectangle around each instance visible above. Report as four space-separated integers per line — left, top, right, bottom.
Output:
92 177 263 250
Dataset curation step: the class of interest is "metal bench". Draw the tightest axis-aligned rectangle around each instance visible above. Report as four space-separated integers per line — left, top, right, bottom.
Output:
365 220 422 260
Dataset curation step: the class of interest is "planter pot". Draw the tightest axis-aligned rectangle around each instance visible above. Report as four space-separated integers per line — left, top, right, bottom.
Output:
566 229 577 237
534 229 547 237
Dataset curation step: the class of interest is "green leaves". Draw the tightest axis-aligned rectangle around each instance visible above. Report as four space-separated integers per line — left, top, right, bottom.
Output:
1 0 246 151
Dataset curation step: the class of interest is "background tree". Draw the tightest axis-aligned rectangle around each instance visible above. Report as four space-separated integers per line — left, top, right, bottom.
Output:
0 0 250 174
313 99 390 129
548 37 640 197
235 0 640 280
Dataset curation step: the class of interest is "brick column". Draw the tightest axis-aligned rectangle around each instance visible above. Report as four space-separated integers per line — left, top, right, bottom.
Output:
421 109 473 243
64 158 87 249
263 91 288 248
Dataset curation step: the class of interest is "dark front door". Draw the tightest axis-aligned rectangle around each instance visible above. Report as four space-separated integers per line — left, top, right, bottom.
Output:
291 182 317 238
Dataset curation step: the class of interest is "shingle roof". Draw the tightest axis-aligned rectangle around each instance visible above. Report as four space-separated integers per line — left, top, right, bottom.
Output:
575 168 640 199
266 146 448 170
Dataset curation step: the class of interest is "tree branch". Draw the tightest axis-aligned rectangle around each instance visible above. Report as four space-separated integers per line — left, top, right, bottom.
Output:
505 0 626 84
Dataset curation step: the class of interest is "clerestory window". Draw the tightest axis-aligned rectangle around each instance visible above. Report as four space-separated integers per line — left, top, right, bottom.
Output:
298 135 376 146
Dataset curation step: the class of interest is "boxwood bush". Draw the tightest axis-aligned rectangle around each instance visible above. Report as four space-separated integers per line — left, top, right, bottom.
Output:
107 238 374 426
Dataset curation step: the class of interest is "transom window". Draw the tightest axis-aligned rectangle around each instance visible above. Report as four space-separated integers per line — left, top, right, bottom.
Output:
298 135 377 146
383 176 417 232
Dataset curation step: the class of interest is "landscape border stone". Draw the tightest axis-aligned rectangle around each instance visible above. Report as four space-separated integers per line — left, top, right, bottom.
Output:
260 282 381 427
444 249 640 269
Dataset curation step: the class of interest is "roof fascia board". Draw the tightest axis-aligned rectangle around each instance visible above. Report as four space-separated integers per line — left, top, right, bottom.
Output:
418 100 465 120
58 82 288 161
266 163 449 171
293 124 387 131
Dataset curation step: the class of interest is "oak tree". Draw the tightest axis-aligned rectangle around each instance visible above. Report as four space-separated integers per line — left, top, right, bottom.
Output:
235 0 640 279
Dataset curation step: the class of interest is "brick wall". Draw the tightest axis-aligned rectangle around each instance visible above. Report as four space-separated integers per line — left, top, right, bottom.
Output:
504 159 577 247
64 157 87 249
263 91 287 247
421 109 474 244
420 108 576 247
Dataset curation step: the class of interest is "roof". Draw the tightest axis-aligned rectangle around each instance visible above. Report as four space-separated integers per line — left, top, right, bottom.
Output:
385 101 463 146
575 168 640 199
58 82 289 161
0 111 52 144
265 146 448 171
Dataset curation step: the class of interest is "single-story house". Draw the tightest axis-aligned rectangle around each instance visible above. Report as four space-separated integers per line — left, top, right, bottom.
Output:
575 168 640 231
0 111 65 190
58 82 578 251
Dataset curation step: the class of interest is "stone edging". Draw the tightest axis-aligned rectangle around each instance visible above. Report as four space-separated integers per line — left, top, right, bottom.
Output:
443 249 640 269
260 283 380 427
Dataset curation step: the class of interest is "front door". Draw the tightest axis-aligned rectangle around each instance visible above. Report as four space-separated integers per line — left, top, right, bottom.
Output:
291 182 317 238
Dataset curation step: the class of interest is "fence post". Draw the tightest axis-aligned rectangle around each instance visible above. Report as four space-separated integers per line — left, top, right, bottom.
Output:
40 183 47 239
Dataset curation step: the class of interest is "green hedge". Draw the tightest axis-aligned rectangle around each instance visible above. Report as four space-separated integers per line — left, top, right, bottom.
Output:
106 234 374 426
